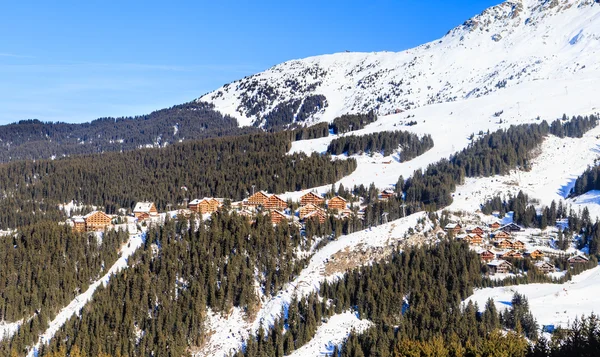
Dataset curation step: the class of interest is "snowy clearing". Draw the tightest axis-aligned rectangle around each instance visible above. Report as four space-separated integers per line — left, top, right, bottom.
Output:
287 311 373 357
465 266 600 328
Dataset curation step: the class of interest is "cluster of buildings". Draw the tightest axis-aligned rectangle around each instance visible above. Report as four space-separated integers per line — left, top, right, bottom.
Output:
68 202 159 232
444 221 590 276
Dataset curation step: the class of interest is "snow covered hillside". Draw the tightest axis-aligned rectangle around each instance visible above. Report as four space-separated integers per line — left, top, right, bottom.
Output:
200 0 600 127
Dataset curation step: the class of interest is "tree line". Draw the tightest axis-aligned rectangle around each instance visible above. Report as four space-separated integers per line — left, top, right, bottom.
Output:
326 130 434 158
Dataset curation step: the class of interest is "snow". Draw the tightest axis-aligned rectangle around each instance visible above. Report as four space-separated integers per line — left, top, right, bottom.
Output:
465 266 600 328
287 311 373 357
26 232 145 357
202 0 600 128
0 320 22 342
194 212 426 356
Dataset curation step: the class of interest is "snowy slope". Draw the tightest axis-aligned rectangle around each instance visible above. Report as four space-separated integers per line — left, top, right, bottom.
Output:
201 0 600 127
465 266 600 328
26 233 145 357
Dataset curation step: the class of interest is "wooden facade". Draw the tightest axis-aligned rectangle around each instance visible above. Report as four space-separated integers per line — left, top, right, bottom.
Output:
264 195 287 210
246 192 269 206
568 255 589 265
496 239 514 250
304 209 327 224
328 196 347 211
487 260 512 274
444 223 463 234
72 217 86 233
501 250 523 259
493 231 511 241
511 240 526 250
300 192 324 206
490 222 501 230
379 189 396 200
84 211 112 231
189 198 221 214
134 202 158 220
270 210 287 225
470 227 485 235
479 250 495 262
535 261 556 274
528 250 544 259
466 233 483 245
299 204 321 219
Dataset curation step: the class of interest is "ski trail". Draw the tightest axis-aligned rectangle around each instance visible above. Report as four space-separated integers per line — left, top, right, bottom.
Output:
26 232 145 357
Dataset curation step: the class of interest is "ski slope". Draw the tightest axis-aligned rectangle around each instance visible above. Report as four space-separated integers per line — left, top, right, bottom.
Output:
26 233 145 357
465 266 600 328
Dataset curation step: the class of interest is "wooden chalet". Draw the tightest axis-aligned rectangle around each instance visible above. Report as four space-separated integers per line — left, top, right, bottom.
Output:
246 191 270 207
479 250 496 262
299 204 322 219
270 210 288 225
500 223 522 233
264 194 287 210
303 209 327 224
511 240 526 251
568 254 589 265
469 226 485 236
527 250 545 259
535 261 556 274
444 223 462 235
300 192 324 206
379 189 396 200
487 260 512 274
84 211 112 231
496 239 514 250
133 202 158 220
489 221 502 230
501 250 523 259
189 198 221 214
328 196 347 211
72 217 86 233
493 231 512 241
466 233 483 245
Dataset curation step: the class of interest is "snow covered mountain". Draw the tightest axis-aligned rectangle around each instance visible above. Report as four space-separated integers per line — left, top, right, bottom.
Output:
200 0 600 128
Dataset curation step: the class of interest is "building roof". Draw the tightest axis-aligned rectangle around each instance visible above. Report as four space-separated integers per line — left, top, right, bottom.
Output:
568 254 590 261
487 259 512 267
134 202 155 213
535 261 554 268
302 191 323 199
189 199 202 205
445 223 461 229
84 210 110 219
329 196 347 202
72 216 85 223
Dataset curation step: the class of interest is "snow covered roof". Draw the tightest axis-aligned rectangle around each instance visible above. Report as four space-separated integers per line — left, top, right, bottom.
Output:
445 223 460 229
84 210 109 219
134 202 155 213
72 216 85 223
189 199 202 205
487 259 512 267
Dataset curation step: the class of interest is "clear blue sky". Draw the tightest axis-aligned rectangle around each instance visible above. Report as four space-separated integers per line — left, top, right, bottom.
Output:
0 0 500 124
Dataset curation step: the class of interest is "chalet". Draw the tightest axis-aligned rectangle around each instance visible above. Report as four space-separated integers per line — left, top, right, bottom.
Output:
466 233 483 245
304 209 327 224
189 198 221 214
444 223 462 235
72 217 86 233
493 231 512 241
379 189 396 200
511 240 526 251
469 226 485 236
84 211 112 231
133 202 158 220
496 239 514 250
501 250 523 259
489 222 502 230
300 192 324 206
567 254 589 265
535 261 556 274
526 250 545 259
500 223 522 233
479 250 496 262
264 194 287 211
487 260 513 274
270 210 288 225
299 204 323 219
245 191 270 207
328 196 347 211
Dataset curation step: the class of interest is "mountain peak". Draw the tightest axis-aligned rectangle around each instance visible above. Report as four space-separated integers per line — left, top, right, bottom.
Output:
200 0 600 128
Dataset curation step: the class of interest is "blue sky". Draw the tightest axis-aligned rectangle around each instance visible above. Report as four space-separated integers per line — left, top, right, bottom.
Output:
0 0 500 124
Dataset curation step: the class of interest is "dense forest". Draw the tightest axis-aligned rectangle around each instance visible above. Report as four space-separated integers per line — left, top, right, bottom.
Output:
0 222 128 348
0 212 342 357
0 131 356 229
0 102 261 162
330 112 377 134
569 164 600 197
260 95 328 129
326 130 434 158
